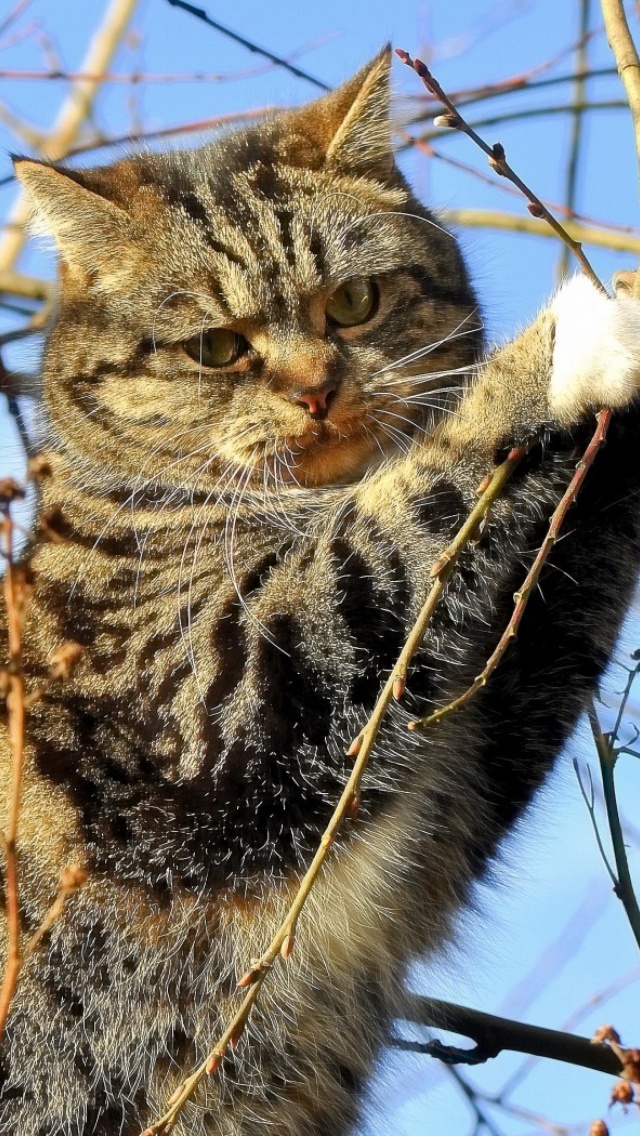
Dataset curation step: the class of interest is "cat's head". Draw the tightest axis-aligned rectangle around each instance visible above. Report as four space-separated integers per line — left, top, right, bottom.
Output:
15 47 480 494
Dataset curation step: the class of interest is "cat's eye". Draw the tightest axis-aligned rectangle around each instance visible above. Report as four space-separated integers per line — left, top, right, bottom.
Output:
182 329 247 368
325 277 378 328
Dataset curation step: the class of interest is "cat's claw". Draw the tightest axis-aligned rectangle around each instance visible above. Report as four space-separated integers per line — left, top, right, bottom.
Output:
549 274 640 423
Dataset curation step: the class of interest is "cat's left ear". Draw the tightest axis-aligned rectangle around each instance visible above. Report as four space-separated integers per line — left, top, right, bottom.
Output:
12 157 134 275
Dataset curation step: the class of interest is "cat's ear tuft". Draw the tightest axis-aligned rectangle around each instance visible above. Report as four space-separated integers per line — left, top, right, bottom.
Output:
12 158 132 274
284 47 394 179
323 47 394 178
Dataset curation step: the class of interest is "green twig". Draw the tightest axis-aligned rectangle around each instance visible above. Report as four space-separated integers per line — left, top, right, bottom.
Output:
588 702 640 950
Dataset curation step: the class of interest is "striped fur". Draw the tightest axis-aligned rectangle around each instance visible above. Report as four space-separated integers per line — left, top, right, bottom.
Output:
2 48 640 1135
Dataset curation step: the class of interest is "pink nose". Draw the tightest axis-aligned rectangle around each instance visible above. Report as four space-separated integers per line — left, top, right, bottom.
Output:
292 377 339 421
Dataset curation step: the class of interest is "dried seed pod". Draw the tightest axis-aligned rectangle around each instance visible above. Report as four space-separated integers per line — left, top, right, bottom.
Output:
588 1121 609 1136
0 478 25 504
592 1024 621 1046
610 1080 634 1105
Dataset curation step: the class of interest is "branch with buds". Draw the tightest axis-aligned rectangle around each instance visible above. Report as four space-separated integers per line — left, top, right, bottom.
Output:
0 463 85 1039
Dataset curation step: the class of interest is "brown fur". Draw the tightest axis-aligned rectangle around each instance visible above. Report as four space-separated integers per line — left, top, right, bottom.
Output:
1 48 640 1135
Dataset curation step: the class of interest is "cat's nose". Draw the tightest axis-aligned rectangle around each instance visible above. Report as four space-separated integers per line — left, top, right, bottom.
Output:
292 377 340 421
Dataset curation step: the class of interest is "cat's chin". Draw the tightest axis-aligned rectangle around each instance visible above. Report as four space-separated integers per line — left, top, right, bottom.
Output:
257 430 392 488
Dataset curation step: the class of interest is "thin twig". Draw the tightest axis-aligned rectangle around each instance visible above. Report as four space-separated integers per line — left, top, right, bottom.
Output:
558 0 592 278
406 133 640 238
414 100 628 144
408 65 618 116
141 448 528 1135
395 48 608 295
573 760 618 888
588 705 640 950
0 0 139 276
411 411 611 731
0 485 28 1038
163 0 329 91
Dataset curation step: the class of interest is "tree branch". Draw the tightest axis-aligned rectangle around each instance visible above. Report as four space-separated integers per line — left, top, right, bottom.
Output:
163 0 329 91
439 207 640 253
588 705 640 950
0 0 139 276
393 997 626 1079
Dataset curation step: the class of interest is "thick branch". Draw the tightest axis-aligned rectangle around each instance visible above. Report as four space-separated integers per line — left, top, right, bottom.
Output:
395 997 626 1079
601 0 640 192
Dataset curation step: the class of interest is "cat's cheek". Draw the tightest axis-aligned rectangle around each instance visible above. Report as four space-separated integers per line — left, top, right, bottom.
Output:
549 275 640 423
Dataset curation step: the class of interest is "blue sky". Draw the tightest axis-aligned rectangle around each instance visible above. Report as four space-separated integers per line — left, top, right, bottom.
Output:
1 3 640 1134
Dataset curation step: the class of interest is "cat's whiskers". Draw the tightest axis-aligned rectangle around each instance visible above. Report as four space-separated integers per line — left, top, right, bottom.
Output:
370 310 483 381
67 421 215 602
371 404 424 439
222 463 289 659
178 459 247 690
374 364 473 391
368 414 412 456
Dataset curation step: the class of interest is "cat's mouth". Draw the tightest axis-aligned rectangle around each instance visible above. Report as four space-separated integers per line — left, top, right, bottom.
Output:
217 403 417 488
252 415 403 487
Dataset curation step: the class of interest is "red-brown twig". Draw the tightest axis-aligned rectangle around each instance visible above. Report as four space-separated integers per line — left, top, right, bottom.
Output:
410 409 612 731
395 48 608 297
0 474 84 1037
0 480 28 1038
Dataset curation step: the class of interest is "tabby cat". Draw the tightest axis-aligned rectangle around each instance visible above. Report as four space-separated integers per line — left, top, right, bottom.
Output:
3 46 640 1136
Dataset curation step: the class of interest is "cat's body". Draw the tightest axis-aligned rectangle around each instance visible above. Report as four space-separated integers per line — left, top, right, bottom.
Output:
3 48 640 1135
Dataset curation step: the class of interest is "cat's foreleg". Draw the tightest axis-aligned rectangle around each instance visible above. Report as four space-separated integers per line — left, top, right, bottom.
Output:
445 275 640 455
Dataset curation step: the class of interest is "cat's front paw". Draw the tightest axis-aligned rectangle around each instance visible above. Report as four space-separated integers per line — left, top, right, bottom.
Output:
549 275 640 424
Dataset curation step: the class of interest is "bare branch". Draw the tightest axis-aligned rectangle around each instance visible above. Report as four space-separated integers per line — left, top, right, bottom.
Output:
163 0 329 91
440 207 640 253
393 997 627 1079
396 48 608 294
142 449 529 1134
0 0 139 275
588 705 640 950
411 412 611 731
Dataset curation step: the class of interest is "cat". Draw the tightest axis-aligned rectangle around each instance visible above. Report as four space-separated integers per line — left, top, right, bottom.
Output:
3 45 640 1136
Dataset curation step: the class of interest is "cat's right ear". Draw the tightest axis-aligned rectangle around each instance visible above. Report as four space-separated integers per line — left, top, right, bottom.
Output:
285 47 395 180
12 158 132 274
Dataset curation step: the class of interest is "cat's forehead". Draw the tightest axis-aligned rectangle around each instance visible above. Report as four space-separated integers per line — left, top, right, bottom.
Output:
132 143 409 323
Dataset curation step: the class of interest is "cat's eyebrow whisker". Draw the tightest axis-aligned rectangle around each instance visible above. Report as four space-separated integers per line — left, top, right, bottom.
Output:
150 289 217 354
339 208 454 243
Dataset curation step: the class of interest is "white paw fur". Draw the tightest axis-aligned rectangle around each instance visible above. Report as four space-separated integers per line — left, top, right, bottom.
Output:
549 275 640 423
